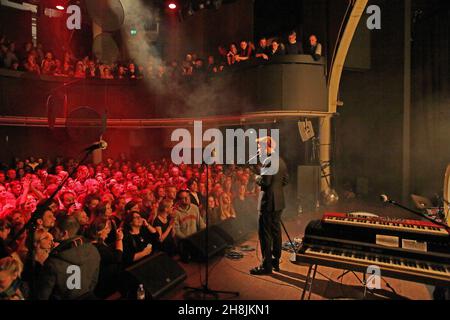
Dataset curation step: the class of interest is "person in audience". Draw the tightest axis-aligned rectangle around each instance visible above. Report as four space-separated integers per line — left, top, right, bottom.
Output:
86 60 99 79
10 61 21 71
87 217 123 299
74 61 86 78
285 30 304 55
62 57 74 77
112 196 126 226
127 63 139 79
153 199 176 256
169 166 186 188
83 194 100 219
141 189 157 222
205 195 221 225
6 210 25 244
22 229 54 299
223 176 234 199
92 202 117 244
0 219 12 259
23 53 40 75
206 55 217 74
219 192 236 221
41 51 56 75
60 191 76 212
36 216 100 300
270 39 285 57
35 43 44 65
187 178 204 209
122 211 157 267
71 209 90 236
182 54 194 76
308 34 322 61
217 45 228 64
102 67 114 79
91 202 113 221
226 43 238 66
35 208 56 232
255 37 270 61
165 185 177 208
155 186 166 204
117 65 127 79
3 42 18 69
236 40 253 62
0 256 27 300
173 190 205 240
17 42 33 63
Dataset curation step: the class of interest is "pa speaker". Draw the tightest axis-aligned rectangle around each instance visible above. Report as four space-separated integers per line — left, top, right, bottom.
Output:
211 217 252 245
297 165 320 207
120 252 186 300
178 228 227 262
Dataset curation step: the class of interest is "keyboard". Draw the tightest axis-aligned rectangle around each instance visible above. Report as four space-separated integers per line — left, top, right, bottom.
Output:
293 218 450 287
323 212 449 236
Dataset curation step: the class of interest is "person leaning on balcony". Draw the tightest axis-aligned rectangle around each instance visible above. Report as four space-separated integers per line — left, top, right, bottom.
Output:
308 34 323 61
270 39 285 57
285 30 304 55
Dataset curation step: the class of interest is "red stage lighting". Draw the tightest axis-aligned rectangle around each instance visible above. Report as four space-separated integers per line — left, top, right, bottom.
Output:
168 3 177 10
56 5 65 10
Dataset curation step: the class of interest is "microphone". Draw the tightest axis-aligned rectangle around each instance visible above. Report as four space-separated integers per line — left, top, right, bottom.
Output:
84 140 108 152
380 194 390 203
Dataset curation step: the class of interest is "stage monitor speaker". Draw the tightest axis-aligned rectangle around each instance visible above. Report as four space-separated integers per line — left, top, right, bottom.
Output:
178 228 228 262
120 252 187 300
297 165 320 207
211 217 252 245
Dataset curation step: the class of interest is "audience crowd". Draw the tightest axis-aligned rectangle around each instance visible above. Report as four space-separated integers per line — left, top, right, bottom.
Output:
0 28 319 300
0 155 259 300
0 31 322 81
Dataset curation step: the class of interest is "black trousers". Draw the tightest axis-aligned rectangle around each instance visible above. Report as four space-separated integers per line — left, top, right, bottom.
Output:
258 210 282 270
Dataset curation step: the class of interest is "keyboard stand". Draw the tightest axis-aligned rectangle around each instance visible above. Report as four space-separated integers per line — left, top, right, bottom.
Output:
300 265 400 300
301 264 318 300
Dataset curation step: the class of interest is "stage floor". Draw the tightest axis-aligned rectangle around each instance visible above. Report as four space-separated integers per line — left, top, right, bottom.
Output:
166 199 434 300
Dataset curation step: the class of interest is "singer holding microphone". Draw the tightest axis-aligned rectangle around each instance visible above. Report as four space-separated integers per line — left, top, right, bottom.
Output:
250 136 289 275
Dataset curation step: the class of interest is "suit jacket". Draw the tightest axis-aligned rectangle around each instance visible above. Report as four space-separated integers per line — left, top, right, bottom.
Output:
256 153 289 212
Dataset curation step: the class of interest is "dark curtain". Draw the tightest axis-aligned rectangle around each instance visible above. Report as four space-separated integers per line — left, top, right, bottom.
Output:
0 6 32 45
411 0 450 196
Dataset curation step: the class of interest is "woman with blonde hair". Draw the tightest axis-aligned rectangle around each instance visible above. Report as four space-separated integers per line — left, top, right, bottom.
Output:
219 193 236 221
0 256 26 300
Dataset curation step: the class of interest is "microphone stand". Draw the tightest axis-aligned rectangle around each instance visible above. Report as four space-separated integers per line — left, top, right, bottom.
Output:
183 149 239 299
9 145 99 297
383 196 450 230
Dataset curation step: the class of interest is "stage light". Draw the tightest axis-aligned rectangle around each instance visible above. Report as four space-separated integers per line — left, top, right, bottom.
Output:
168 3 177 10
56 5 65 10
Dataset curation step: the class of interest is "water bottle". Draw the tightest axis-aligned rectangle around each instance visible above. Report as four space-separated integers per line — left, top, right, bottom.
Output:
137 284 145 300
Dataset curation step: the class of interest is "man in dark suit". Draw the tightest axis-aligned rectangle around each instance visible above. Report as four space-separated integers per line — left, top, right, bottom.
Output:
250 136 289 275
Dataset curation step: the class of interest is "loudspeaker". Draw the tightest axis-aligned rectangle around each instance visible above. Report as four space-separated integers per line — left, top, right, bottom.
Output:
298 119 315 142
120 252 187 300
211 216 253 245
297 165 320 207
178 228 228 262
